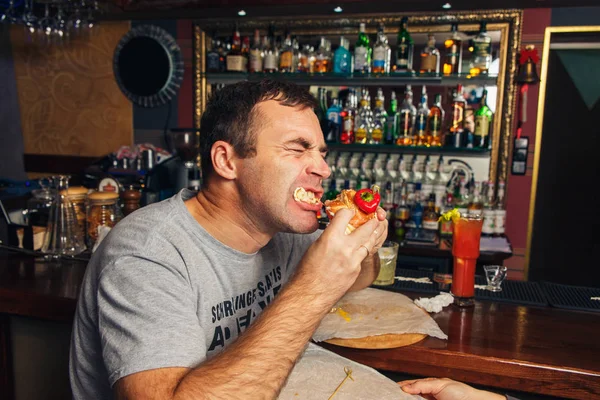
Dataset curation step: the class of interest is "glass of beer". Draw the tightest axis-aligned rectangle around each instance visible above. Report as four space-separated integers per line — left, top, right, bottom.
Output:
373 241 400 286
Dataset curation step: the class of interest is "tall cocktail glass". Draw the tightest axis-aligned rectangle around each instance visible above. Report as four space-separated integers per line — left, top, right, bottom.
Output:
451 215 483 307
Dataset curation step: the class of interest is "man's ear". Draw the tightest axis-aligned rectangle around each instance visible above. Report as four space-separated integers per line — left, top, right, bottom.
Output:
210 140 238 180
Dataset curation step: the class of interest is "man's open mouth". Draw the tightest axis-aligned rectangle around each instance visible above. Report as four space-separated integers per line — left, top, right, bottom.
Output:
293 187 321 205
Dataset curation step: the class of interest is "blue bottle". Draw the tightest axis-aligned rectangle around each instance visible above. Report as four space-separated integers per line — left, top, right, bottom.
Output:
325 98 342 142
333 36 352 74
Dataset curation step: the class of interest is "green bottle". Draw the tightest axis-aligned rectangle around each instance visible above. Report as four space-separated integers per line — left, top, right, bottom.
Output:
384 91 399 144
395 17 414 73
353 23 372 73
474 88 493 148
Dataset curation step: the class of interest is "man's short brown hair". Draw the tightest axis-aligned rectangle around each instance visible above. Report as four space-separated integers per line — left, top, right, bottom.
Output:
199 79 318 180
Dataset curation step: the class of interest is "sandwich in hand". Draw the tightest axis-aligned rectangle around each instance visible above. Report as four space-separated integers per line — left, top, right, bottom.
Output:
324 185 380 234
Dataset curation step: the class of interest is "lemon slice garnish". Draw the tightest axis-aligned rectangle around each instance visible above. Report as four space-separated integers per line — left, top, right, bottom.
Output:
439 208 461 223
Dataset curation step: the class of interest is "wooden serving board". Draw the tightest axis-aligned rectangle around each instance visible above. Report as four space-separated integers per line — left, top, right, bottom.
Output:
324 332 427 349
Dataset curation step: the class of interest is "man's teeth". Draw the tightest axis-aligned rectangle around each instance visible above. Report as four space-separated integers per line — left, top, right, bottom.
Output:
294 187 320 205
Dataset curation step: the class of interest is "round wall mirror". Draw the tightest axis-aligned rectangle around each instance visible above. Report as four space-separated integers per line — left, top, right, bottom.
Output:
113 25 184 108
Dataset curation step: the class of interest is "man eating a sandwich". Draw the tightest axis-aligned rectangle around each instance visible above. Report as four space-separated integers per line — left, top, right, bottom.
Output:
69 79 388 399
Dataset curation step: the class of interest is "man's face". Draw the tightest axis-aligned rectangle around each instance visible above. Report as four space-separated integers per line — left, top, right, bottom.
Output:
235 100 330 235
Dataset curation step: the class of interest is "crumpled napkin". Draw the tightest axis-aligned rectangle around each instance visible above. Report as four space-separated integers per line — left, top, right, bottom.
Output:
278 343 425 400
396 276 433 284
414 292 454 313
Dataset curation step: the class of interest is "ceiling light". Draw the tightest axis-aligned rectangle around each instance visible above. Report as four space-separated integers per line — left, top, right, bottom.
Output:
333 6 343 13
442 3 452 9
238 10 247 16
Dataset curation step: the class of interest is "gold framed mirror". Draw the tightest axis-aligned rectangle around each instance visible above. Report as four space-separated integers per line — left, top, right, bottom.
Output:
192 9 522 186
525 25 600 282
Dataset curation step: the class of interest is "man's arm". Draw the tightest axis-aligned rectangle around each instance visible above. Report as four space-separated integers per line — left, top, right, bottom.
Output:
114 209 380 400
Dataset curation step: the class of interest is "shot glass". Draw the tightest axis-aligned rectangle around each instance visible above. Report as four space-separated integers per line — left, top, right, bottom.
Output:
484 265 508 292
373 241 400 286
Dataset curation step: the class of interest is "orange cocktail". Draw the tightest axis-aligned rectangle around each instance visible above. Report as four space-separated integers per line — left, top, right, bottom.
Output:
451 215 483 307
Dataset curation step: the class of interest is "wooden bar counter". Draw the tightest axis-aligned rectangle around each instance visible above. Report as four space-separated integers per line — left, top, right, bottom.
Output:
1 250 600 399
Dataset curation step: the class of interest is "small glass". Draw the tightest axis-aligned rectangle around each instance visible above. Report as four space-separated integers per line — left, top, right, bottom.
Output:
373 241 400 286
451 215 483 307
484 265 508 292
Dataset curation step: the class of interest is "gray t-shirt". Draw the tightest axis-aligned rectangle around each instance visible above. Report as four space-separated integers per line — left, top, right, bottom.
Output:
69 189 318 399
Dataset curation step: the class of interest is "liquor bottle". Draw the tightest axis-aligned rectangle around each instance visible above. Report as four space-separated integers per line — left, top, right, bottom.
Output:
409 154 422 186
226 24 246 72
422 193 439 232
340 98 355 144
217 38 227 72
470 22 492 76
385 91 399 145
314 37 331 73
333 36 352 74
206 32 221 73
278 29 294 72
467 181 484 218
248 29 263 73
291 36 301 72
410 182 424 230
298 44 311 73
449 84 466 148
263 25 278 73
372 24 391 74
354 23 372 74
454 178 469 215
427 93 445 146
326 98 342 143
494 181 506 237
394 183 410 240
414 86 429 146
481 181 496 237
397 85 416 146
354 89 372 144
241 36 250 71
371 88 387 144
420 33 440 74
395 16 414 73
474 88 493 148
443 24 462 76
315 88 327 124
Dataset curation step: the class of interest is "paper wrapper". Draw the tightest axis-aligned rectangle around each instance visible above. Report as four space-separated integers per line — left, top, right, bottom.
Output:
279 343 424 400
313 288 448 342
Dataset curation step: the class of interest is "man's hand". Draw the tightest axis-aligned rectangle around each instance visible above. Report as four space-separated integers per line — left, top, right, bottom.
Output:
369 207 389 255
347 207 388 291
399 378 507 400
293 208 380 304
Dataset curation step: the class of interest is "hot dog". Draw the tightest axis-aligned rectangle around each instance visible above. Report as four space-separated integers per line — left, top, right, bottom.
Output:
324 186 380 235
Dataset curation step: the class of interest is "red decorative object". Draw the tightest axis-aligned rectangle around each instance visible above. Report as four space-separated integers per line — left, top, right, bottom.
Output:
519 47 540 65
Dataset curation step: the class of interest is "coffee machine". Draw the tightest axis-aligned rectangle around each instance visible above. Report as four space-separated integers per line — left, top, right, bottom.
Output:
167 128 201 192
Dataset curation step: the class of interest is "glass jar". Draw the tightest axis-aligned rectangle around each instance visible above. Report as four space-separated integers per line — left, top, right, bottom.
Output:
62 186 89 238
86 191 122 249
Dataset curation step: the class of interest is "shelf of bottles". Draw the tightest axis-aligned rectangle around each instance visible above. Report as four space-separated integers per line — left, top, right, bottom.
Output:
205 19 497 86
203 72 499 88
